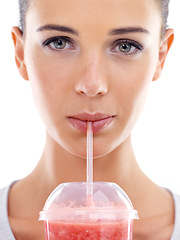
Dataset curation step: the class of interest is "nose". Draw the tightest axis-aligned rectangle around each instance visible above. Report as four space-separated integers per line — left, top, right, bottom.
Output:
75 57 108 97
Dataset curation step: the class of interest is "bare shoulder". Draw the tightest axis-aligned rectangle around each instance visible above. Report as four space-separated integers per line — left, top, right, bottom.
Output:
9 217 45 240
133 188 175 240
8 180 45 240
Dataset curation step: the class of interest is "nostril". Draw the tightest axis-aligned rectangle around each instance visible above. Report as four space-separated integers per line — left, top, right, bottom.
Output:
74 62 108 97
75 84 108 97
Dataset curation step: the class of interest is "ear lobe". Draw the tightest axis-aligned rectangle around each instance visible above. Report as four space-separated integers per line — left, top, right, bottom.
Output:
153 28 174 81
11 26 29 81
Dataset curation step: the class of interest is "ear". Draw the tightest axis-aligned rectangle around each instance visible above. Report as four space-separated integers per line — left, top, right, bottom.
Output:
153 28 174 81
11 27 29 81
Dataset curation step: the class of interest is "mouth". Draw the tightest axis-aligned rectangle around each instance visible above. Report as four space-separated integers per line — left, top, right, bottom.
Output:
67 113 116 133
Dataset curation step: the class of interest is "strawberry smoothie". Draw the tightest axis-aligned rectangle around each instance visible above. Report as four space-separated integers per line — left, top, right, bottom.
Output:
45 220 132 240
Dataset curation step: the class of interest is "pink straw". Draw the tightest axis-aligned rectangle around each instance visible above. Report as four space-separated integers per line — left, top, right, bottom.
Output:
87 121 93 204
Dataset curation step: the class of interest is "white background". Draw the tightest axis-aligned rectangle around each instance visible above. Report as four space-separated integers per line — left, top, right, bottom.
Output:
0 1 180 193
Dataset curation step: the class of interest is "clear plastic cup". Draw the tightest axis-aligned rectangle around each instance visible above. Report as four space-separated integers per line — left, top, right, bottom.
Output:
39 182 138 240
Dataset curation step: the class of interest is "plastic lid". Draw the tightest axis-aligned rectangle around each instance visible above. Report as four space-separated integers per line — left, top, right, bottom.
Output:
39 182 138 221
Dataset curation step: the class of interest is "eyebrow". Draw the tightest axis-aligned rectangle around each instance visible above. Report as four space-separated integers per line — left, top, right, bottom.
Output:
109 27 150 35
36 24 78 36
36 24 150 37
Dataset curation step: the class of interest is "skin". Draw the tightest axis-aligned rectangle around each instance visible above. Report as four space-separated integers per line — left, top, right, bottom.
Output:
9 0 174 239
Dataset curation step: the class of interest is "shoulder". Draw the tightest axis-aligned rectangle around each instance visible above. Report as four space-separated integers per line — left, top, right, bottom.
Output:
0 183 16 240
170 191 180 240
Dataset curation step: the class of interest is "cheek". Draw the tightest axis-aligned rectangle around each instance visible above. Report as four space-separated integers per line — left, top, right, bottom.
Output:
25 47 76 118
110 51 159 134
113 52 158 105
24 50 85 155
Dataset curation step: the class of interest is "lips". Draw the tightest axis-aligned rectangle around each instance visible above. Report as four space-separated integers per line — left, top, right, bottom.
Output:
67 113 115 133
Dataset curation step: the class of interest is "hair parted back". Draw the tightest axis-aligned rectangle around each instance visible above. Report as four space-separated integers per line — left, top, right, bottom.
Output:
18 0 170 37
18 0 29 32
157 0 170 33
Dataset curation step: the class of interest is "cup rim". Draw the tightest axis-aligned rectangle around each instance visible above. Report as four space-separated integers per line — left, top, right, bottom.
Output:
39 208 139 221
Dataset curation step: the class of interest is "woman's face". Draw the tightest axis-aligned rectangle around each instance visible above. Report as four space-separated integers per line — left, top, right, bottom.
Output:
19 0 164 157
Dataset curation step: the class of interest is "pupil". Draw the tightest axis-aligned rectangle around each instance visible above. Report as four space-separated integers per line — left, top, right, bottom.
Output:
54 40 65 49
120 44 131 52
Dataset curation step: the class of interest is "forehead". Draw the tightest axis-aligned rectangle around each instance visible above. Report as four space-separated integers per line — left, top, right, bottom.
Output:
27 0 160 34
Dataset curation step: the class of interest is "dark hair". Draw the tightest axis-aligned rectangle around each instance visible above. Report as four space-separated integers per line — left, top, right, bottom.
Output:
18 0 170 37
156 0 170 37
18 0 29 33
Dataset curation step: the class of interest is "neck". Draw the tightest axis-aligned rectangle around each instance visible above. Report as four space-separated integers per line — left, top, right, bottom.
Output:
32 132 142 197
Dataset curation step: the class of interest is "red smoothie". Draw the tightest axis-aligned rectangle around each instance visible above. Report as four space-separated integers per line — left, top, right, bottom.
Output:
45 220 132 240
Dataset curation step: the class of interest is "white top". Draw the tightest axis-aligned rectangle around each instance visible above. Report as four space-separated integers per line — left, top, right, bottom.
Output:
0 182 180 239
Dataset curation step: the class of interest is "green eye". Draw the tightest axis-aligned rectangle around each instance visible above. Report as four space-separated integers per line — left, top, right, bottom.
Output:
111 39 143 56
50 40 66 49
43 36 74 51
118 43 132 53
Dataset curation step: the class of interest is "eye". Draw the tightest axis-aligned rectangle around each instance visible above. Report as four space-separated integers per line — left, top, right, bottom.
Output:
43 36 74 51
119 43 134 53
50 39 67 50
111 39 143 55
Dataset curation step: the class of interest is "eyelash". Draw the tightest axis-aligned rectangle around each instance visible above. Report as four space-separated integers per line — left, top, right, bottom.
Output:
42 36 74 51
42 36 143 56
111 39 143 55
